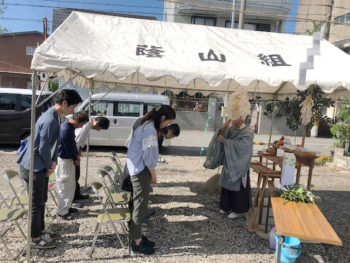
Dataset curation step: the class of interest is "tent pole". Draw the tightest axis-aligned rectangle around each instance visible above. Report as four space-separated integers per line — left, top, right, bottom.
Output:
25 71 38 263
84 83 92 187
267 95 277 148
267 82 285 148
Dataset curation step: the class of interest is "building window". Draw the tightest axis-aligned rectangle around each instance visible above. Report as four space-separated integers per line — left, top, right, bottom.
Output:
225 21 269 31
27 81 32 89
26 46 36 56
225 20 238 28
256 24 271 32
191 16 216 26
334 13 350 25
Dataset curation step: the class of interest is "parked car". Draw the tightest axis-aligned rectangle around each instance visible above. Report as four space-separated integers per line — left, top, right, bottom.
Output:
0 88 54 144
77 92 170 147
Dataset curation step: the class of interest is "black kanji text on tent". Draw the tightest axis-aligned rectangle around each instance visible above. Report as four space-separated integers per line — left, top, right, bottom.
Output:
199 49 226 62
136 45 165 58
258 54 291 67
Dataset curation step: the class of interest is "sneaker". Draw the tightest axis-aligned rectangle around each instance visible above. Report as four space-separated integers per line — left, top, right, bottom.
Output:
56 213 73 220
228 212 239 219
75 194 89 200
219 209 227 214
131 240 155 255
42 233 60 242
142 236 155 247
71 201 83 208
68 207 79 213
31 237 56 249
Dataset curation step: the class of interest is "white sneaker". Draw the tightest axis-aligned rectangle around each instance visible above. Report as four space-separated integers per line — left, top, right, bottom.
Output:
219 209 227 214
228 212 239 219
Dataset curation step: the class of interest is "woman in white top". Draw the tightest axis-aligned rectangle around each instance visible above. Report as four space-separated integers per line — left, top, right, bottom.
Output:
126 105 175 255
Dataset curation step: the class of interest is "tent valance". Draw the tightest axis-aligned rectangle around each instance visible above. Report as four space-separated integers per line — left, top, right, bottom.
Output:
32 11 350 97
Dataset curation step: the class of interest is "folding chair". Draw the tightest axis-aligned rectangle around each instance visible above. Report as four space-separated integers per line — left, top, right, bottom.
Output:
89 182 131 257
110 152 124 176
0 192 26 259
102 165 123 193
97 169 131 209
2 170 55 217
2 170 28 208
47 173 58 207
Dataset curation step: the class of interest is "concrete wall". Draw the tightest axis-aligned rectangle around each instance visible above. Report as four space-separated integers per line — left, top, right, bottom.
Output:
174 97 223 131
258 114 303 136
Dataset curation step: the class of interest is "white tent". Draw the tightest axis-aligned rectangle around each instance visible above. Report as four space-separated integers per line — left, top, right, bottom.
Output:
32 11 350 99
25 11 350 261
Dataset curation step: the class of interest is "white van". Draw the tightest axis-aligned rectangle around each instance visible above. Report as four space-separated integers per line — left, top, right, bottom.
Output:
77 92 170 147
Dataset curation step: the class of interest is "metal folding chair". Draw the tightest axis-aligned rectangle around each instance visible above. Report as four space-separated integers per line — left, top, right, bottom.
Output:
97 169 131 209
2 170 28 208
0 192 26 259
89 182 131 257
2 170 55 217
102 165 122 193
48 173 58 207
110 152 124 176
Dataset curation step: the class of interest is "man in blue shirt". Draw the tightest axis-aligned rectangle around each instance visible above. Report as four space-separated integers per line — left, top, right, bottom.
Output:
18 89 82 249
55 112 89 220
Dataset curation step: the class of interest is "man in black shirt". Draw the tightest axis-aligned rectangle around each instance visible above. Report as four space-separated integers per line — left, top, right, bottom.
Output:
56 112 89 220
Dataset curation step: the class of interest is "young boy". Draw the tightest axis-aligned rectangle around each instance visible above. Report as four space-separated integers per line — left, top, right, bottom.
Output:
18 89 82 249
56 112 89 220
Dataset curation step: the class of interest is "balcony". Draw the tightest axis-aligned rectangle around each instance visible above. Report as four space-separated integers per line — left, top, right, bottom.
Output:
175 0 292 20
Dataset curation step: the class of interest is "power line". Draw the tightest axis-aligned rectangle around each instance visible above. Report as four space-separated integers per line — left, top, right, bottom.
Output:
0 59 31 72
7 0 350 14
37 0 350 10
0 16 51 22
4 1 350 25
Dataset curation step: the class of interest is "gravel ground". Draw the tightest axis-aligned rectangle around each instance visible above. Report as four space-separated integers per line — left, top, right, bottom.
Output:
0 148 349 263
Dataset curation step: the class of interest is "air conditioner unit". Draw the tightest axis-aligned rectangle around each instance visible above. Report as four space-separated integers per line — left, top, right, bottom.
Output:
39 72 48 81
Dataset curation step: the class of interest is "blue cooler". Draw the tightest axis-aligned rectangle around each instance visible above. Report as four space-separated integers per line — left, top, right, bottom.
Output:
275 235 301 263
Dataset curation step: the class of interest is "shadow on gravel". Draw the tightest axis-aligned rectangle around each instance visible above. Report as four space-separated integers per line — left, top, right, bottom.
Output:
150 180 350 262
161 146 207 157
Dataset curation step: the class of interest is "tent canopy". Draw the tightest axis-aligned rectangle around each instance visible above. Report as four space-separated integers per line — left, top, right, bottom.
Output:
31 11 350 98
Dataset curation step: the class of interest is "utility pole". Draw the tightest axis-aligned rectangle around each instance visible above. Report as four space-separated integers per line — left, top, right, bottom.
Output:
238 0 247 29
324 0 334 40
230 0 236 29
43 17 48 39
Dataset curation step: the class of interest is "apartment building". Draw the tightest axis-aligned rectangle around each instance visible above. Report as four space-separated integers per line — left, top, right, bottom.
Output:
164 0 292 32
296 0 350 53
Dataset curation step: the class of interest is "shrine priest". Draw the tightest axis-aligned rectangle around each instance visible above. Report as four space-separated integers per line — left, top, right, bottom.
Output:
204 89 254 219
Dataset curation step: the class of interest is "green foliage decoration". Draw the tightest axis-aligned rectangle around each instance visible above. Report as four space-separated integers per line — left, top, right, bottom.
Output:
276 184 320 204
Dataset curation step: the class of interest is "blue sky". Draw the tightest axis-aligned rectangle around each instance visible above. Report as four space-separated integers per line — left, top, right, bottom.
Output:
1 0 297 34
285 0 298 34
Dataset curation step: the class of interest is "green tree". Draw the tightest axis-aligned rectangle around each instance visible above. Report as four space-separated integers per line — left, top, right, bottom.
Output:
330 99 350 147
48 79 59 92
306 22 322 36
280 85 334 133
